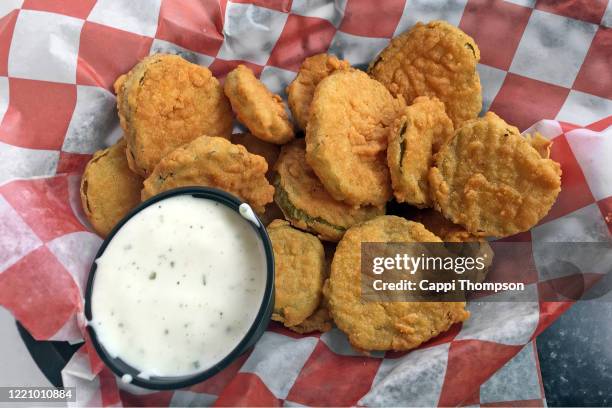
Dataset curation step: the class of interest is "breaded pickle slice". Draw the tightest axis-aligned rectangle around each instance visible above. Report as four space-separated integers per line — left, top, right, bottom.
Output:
230 132 280 181
306 69 404 207
286 54 350 131
387 96 454 207
224 65 294 145
429 112 562 237
369 20 481 127
80 139 143 237
410 209 493 285
327 215 469 351
275 139 384 242
268 219 326 327
411 209 481 242
288 301 333 334
114 54 232 176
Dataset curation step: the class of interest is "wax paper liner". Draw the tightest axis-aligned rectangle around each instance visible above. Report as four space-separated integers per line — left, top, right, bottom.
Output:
0 0 610 406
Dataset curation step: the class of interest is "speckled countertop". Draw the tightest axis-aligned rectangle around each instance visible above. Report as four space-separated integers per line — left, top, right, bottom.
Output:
537 274 612 406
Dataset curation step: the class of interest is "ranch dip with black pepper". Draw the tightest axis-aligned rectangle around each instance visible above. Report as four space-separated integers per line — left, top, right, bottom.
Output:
89 194 267 378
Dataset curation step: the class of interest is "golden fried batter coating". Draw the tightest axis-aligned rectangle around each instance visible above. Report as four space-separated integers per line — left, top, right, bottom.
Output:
80 139 143 237
387 96 454 207
268 219 326 327
141 136 274 213
114 54 233 176
286 54 350 131
411 209 481 242
230 132 280 169
327 215 469 351
288 244 335 333
230 132 280 181
526 132 552 159
411 209 493 285
224 65 294 145
306 69 404 208
429 112 562 237
288 302 333 334
275 139 384 242
369 20 481 127
410 209 492 286
229 132 281 223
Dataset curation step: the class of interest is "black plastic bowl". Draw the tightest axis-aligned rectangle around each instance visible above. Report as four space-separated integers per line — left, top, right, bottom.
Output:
84 187 275 390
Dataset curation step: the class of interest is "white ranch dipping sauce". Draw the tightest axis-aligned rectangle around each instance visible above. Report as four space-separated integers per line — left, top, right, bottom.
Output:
90 195 267 378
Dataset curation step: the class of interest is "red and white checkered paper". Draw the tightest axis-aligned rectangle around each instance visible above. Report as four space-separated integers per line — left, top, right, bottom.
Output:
0 0 610 406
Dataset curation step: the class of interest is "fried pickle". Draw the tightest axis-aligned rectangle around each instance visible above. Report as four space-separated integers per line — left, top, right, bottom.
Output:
526 132 553 159
141 136 274 213
287 241 335 333
224 65 294 145
429 112 562 237
306 69 403 208
286 54 350 131
411 209 492 284
411 209 481 242
230 132 280 169
275 139 384 242
114 54 233 176
369 20 481 127
288 301 333 334
268 219 326 327
387 96 454 207
80 139 143 237
327 215 469 351
229 132 281 222
230 132 280 181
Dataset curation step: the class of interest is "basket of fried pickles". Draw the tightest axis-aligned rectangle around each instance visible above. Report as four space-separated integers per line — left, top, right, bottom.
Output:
80 20 561 353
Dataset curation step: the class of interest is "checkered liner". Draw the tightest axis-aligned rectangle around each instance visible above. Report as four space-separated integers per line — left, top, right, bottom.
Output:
0 0 610 406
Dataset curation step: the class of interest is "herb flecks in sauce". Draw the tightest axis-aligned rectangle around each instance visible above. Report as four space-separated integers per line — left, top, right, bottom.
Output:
90 195 267 376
